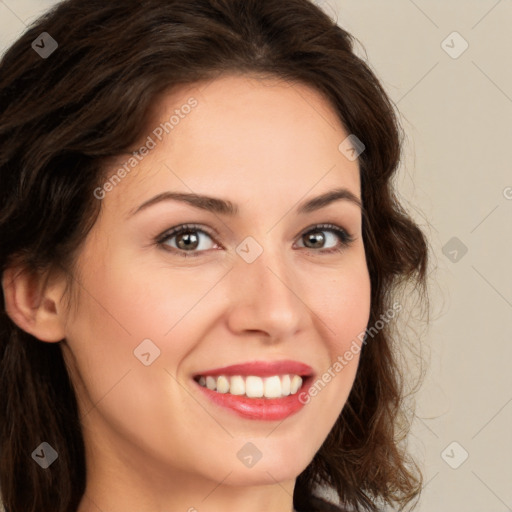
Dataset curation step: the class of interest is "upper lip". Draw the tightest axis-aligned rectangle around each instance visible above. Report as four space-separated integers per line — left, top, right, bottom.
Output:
194 360 314 378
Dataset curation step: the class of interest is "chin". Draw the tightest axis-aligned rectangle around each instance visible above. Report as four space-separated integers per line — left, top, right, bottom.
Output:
222 465 304 487
217 445 313 486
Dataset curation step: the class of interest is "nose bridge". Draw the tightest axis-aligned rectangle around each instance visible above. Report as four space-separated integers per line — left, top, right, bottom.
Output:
226 240 307 337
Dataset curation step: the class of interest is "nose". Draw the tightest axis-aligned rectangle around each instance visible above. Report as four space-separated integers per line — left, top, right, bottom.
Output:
225 245 309 341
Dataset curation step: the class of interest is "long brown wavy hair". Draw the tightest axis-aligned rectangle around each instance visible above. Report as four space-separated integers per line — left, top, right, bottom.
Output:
0 1 429 511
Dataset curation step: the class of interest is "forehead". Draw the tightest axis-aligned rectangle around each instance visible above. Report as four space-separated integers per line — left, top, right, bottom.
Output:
100 73 360 217
158 72 348 151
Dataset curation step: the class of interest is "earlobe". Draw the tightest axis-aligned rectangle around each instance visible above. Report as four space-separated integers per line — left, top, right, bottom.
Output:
1 265 67 343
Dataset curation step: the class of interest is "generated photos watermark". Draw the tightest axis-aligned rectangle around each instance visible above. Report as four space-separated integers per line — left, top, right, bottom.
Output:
93 97 198 200
298 301 402 404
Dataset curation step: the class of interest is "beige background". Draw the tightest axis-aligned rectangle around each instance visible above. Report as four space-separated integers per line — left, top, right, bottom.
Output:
1 1 511 511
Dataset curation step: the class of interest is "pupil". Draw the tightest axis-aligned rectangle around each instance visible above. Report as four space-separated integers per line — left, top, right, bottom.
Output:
178 232 198 250
307 231 324 248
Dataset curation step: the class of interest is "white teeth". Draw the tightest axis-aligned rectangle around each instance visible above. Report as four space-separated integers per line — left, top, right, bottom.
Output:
206 376 216 390
229 376 245 395
290 375 302 394
245 376 264 398
216 376 230 393
264 376 282 398
197 374 304 398
281 374 291 396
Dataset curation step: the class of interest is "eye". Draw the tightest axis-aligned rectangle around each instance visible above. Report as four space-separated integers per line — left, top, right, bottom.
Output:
156 223 355 258
156 224 219 257
295 223 355 254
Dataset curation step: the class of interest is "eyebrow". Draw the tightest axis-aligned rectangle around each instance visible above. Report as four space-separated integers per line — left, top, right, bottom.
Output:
128 187 362 218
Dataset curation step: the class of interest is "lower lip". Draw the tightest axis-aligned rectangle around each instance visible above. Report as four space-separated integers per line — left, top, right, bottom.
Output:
194 378 311 421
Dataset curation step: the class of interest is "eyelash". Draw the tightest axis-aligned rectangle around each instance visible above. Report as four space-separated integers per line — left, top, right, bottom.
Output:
155 223 355 258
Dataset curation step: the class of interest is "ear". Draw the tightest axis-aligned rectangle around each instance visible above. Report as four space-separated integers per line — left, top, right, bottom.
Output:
1 264 68 342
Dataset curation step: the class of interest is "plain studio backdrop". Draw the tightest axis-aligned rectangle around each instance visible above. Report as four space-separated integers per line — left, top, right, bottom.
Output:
1 1 511 511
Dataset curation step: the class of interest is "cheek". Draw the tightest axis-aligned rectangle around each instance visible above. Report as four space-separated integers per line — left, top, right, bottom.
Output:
330 280 371 357
302 257 371 405
61 255 207 458
62 245 226 410
69 244 217 347
313 258 371 355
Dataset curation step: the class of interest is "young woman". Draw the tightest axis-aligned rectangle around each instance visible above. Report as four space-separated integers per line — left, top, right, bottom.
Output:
0 1 429 511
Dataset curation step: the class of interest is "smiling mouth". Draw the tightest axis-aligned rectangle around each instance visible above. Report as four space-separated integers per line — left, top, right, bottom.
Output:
194 374 305 399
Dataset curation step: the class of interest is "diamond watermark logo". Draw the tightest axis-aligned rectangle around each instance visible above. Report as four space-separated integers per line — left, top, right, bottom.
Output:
237 442 262 468
31 32 58 59
441 441 469 469
134 338 161 366
236 236 264 264
442 236 468 263
441 31 469 59
32 442 58 469
338 134 365 161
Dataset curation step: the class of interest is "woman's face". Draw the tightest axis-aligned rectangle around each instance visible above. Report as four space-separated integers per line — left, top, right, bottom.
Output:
61 74 371 501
